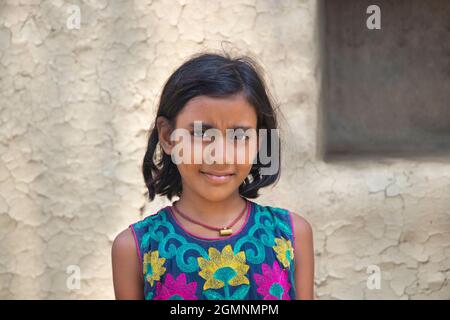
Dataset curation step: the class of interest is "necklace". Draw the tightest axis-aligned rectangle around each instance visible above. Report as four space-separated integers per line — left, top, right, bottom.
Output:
171 199 249 237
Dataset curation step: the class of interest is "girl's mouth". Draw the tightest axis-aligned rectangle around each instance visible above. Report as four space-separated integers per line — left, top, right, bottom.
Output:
200 171 235 184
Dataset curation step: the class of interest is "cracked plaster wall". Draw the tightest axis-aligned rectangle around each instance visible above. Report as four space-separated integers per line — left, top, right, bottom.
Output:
0 0 448 299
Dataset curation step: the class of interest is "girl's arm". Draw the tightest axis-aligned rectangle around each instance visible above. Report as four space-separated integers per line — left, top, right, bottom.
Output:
291 213 315 300
111 228 144 299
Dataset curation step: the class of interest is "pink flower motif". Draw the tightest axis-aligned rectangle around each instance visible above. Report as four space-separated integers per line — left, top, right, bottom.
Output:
154 273 198 300
253 261 291 300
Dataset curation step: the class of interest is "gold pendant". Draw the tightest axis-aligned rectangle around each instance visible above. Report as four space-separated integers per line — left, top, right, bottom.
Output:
219 228 233 236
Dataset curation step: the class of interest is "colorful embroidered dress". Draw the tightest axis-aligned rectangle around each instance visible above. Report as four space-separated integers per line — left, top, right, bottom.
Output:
129 199 297 300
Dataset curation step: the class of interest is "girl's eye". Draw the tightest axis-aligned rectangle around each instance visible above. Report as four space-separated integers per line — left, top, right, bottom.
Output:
233 133 249 141
192 130 210 139
191 130 249 141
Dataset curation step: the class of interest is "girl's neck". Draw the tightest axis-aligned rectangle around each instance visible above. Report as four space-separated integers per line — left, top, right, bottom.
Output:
173 191 248 227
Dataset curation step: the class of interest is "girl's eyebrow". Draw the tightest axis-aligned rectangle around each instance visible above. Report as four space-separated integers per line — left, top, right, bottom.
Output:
188 122 254 130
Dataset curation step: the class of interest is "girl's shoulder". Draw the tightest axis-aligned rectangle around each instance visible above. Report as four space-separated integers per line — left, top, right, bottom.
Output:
252 200 296 222
253 201 292 215
254 200 310 225
250 200 298 237
129 205 170 231
252 201 312 250
125 206 171 266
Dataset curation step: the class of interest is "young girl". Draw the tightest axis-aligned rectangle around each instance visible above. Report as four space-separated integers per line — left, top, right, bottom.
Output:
111 52 315 300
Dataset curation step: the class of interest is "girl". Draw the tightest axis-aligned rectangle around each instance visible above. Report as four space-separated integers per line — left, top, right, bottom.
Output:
111 52 315 300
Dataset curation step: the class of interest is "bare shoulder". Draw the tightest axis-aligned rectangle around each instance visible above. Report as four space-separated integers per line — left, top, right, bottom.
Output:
112 228 136 256
111 227 144 299
111 227 140 273
290 211 313 243
290 211 315 299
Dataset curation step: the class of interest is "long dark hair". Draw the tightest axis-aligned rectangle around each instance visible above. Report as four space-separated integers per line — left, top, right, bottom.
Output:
143 51 281 201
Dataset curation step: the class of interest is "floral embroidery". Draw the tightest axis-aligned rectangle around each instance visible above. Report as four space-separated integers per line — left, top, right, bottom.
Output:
132 202 297 299
154 273 197 300
254 261 291 300
143 250 166 287
145 291 154 300
272 237 294 268
198 244 250 299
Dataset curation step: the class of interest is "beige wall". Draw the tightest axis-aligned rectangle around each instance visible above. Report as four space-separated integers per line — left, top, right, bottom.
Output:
0 0 448 299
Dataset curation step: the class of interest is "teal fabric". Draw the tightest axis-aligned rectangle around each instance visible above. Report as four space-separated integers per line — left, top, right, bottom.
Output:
129 199 297 300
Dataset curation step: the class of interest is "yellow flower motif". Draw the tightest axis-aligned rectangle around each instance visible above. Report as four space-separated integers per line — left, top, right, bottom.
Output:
197 244 250 290
143 250 166 287
273 237 294 268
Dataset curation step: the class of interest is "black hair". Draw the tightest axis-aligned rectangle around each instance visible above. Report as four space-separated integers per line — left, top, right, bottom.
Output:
143 51 281 201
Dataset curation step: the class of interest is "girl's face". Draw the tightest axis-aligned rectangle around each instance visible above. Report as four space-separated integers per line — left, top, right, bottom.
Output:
158 93 259 202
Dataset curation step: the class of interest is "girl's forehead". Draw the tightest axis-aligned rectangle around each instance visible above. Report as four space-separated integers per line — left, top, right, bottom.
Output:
176 95 257 128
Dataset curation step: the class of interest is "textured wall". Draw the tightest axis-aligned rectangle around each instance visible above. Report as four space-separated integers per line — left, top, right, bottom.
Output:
0 0 448 299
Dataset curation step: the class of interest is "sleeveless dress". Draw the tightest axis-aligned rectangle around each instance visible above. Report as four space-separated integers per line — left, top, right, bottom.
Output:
129 199 297 300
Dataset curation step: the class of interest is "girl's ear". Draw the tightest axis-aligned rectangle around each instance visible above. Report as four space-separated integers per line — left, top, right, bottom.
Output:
156 116 175 155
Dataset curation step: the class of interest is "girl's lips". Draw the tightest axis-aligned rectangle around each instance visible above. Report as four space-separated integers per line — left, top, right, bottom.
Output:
200 171 235 184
